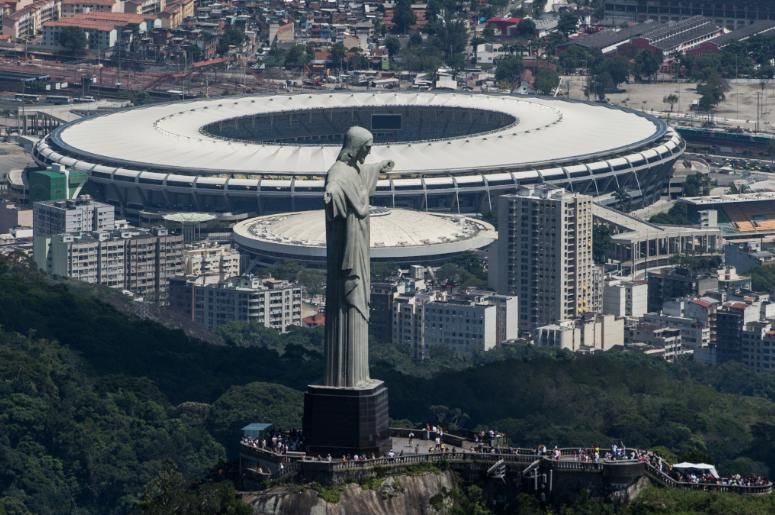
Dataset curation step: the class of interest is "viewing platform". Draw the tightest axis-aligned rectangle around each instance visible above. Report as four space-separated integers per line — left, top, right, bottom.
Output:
238 427 772 498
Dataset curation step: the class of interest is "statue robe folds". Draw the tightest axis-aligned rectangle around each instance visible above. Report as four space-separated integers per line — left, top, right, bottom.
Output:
323 159 379 388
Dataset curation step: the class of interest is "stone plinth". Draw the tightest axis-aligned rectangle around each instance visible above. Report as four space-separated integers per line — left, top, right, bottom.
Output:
303 380 390 457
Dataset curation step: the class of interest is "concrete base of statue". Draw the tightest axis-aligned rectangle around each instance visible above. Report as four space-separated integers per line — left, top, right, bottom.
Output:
303 379 390 457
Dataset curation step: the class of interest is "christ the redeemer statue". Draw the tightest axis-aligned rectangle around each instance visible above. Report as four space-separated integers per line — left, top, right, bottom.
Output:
323 126 393 388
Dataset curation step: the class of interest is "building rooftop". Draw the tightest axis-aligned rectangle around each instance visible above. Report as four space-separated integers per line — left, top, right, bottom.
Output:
233 208 496 260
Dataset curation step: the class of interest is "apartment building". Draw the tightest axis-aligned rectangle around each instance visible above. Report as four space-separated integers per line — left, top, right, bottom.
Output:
494 185 593 332
392 290 517 359
39 227 183 300
33 195 114 237
168 275 303 332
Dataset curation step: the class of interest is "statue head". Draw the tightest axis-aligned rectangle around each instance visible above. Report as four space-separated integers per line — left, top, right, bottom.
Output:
337 126 374 165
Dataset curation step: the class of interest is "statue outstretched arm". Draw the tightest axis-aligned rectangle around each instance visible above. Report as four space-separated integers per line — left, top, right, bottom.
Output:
363 160 394 195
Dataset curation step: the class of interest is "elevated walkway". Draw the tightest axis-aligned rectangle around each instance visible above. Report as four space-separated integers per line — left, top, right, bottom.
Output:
239 428 772 496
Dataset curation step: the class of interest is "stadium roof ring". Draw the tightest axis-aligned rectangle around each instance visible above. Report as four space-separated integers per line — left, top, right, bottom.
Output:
32 91 685 216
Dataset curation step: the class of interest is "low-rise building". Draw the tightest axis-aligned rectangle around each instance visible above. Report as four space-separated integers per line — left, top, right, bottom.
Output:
629 324 686 362
60 0 119 17
168 275 302 332
534 313 624 352
641 312 709 350
603 279 648 318
392 289 517 359
182 241 240 283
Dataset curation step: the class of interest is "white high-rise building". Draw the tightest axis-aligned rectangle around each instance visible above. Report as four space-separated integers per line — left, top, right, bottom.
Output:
493 185 593 332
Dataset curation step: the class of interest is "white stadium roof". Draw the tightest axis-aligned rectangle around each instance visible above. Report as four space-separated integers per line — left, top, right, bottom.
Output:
50 92 663 176
233 208 497 260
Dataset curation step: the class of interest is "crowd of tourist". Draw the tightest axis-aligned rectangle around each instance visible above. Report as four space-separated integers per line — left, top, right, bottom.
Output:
240 428 304 454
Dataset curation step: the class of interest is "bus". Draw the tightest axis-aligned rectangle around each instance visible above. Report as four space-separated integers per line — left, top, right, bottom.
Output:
14 93 41 103
45 95 72 105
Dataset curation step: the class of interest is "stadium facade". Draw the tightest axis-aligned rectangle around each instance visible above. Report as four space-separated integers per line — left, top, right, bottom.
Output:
32 92 685 218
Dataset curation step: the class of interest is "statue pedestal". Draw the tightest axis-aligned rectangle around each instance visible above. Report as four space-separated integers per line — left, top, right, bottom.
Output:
303 380 391 457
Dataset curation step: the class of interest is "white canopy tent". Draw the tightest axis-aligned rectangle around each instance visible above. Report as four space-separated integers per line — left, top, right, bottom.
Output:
672 462 720 479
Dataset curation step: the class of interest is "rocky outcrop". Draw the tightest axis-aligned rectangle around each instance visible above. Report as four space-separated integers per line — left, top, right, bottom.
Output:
249 471 457 515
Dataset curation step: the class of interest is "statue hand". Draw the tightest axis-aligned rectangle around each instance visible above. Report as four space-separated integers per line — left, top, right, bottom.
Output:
380 160 395 174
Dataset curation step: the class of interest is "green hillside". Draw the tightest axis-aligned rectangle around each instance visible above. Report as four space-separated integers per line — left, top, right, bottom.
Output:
2 256 775 512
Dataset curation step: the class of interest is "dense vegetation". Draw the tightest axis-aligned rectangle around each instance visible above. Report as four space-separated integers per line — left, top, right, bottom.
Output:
751 266 775 293
3 256 775 512
0 330 226 513
650 203 692 225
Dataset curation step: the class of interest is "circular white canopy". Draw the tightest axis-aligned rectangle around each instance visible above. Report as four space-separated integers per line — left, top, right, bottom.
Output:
52 92 662 176
233 208 497 259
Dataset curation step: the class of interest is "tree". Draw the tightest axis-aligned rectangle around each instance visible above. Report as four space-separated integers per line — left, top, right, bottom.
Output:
384 35 401 58
557 11 579 36
683 172 712 196
283 44 309 68
217 28 244 55
697 73 728 119
494 54 523 92
58 27 86 55
348 49 370 70
207 381 303 458
516 18 537 38
663 93 679 121
190 44 203 62
593 225 612 264
613 187 631 211
534 67 560 95
330 41 346 68
634 48 662 82
392 0 416 34
600 56 630 86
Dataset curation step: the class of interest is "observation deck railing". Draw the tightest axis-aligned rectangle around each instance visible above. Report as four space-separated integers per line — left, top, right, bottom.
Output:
240 431 772 495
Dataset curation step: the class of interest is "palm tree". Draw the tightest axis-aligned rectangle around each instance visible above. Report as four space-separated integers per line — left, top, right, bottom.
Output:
613 187 631 211
663 93 678 121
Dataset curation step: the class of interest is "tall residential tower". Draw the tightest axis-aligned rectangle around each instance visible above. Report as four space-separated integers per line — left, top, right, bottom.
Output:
493 185 593 332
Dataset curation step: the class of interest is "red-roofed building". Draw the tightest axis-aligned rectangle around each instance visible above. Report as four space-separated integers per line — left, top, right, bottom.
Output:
486 16 521 36
43 17 117 49
303 312 325 327
42 10 150 49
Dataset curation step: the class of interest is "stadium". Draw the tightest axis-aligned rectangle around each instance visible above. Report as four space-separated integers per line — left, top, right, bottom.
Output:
681 192 775 242
233 207 497 266
32 92 685 217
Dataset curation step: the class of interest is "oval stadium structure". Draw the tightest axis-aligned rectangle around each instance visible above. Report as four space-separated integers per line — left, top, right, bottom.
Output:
233 208 497 266
32 92 684 216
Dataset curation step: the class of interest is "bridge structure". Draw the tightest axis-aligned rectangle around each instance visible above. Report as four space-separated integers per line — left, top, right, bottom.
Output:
238 428 772 499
